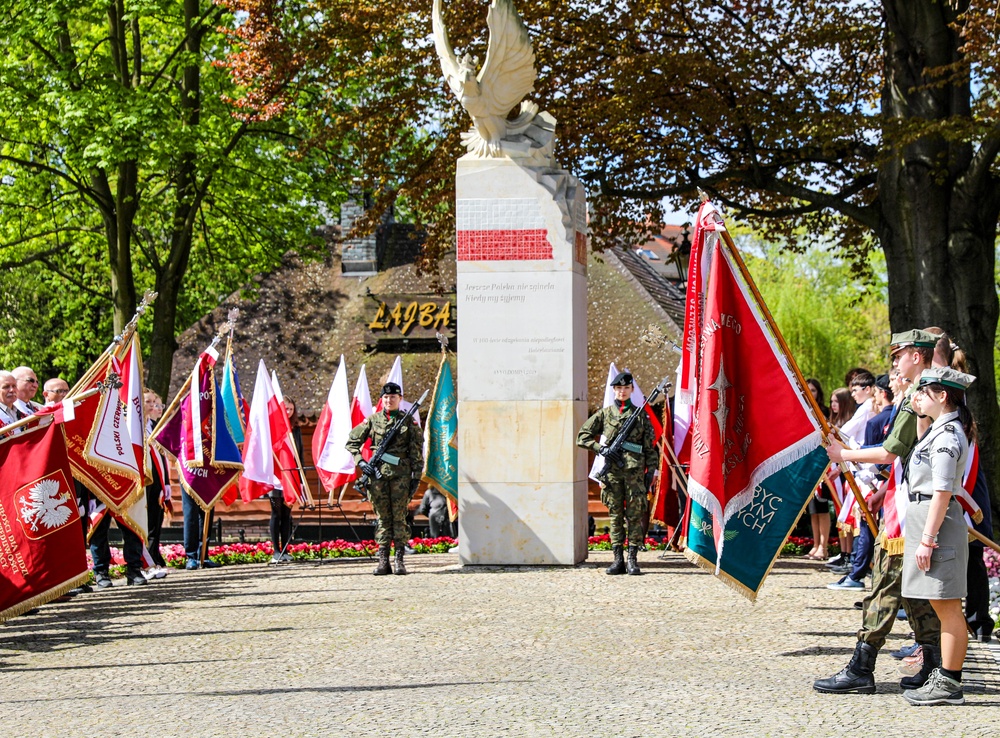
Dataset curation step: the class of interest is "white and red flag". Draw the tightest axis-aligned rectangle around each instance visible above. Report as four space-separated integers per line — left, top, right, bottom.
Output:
350 364 374 461
269 370 307 505
376 356 421 426
676 201 722 406
314 356 358 494
686 234 823 565
239 361 277 503
118 333 147 479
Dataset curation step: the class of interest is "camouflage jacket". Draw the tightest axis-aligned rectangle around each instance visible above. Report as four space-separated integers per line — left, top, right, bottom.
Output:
577 402 658 473
346 410 423 479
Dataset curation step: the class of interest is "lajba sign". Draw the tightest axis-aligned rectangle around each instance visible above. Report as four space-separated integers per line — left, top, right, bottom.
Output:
369 299 453 335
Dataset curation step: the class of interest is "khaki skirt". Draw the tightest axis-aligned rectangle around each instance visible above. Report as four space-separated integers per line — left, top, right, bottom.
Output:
902 495 968 600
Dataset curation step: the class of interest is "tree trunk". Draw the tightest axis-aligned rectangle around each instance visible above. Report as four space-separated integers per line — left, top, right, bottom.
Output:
145 0 203 399
147 266 184 400
879 0 1000 526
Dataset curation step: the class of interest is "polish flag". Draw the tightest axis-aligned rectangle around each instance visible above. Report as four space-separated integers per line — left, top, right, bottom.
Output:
375 355 421 426
239 361 276 502
118 333 147 477
269 370 305 505
314 356 357 493
350 365 374 463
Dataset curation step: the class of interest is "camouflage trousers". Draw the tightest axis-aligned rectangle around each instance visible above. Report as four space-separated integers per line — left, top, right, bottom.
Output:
369 475 411 549
601 470 648 547
857 540 940 650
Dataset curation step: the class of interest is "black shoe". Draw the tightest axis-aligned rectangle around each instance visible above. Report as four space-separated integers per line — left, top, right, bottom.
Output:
201 559 221 569
373 545 392 576
94 573 113 589
900 644 939 689
974 631 993 643
824 554 846 568
626 545 642 576
126 572 148 586
813 642 878 694
606 545 626 575
853 601 863 610
393 551 407 576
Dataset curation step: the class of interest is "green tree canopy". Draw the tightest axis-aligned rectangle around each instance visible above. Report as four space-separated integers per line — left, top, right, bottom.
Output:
0 0 344 393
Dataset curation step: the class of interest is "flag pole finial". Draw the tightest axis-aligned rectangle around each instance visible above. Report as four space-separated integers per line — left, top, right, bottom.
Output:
436 332 449 353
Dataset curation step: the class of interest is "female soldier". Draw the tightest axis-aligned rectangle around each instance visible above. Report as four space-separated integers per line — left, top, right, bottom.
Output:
900 366 976 706
577 371 658 576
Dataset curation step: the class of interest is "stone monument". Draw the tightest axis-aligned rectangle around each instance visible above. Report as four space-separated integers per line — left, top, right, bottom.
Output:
434 0 589 565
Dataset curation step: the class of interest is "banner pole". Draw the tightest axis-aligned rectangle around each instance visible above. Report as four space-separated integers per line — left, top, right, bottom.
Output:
713 214 878 537
199 507 212 567
969 527 1000 555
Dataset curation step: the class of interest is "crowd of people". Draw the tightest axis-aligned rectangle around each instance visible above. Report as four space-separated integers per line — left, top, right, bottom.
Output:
4 330 996 707
0 366 219 599
805 329 994 707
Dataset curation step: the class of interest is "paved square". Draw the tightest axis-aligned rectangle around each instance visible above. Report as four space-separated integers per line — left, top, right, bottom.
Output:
2 551 997 736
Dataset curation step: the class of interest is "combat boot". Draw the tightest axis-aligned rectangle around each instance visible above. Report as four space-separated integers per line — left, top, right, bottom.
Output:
393 549 407 576
626 545 642 575
813 641 878 694
373 545 392 576
606 545 626 575
900 643 939 689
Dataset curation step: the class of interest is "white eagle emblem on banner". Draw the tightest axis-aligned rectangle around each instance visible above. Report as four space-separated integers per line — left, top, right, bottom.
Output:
19 477 74 533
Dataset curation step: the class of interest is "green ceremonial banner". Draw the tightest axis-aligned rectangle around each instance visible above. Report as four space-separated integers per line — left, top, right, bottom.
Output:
684 446 830 602
422 355 457 516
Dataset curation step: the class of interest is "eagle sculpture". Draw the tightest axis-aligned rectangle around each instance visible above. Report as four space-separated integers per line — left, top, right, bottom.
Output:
432 0 540 157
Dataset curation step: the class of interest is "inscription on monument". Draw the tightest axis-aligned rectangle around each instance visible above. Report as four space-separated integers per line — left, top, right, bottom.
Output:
458 272 575 401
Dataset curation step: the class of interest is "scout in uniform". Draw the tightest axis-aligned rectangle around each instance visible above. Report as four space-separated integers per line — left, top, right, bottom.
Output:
577 371 658 576
815 329 942 694
346 382 423 576
900 366 976 706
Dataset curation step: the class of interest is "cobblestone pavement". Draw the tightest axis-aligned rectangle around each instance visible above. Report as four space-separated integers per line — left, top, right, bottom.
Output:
2 551 998 737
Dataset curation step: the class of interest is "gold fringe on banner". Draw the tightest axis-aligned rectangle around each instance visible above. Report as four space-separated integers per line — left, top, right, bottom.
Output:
0 570 92 624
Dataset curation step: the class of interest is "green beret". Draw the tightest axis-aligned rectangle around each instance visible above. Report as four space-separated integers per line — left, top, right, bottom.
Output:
889 329 938 353
918 367 976 391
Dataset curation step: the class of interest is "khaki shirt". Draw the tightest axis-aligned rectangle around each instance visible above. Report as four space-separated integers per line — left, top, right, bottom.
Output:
882 391 918 461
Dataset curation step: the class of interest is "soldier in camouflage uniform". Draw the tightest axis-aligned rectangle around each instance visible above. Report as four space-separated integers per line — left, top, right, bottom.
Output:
346 382 423 576
577 371 658 576
815 329 941 694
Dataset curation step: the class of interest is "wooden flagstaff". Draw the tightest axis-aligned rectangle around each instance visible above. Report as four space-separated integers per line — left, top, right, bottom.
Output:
199 510 213 567
969 527 1000 555
705 201 879 537
0 385 108 442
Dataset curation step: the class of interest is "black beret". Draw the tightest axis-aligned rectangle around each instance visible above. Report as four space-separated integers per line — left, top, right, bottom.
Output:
381 382 402 396
610 371 634 387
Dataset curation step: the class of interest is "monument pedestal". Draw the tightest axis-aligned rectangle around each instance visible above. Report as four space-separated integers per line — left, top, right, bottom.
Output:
456 147 589 566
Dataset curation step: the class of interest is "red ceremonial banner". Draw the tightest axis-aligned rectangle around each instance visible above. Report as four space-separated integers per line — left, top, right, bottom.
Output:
1 420 90 621
686 240 821 561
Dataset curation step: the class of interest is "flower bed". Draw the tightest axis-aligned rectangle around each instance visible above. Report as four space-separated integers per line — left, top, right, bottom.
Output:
986 548 1000 629
781 536 842 557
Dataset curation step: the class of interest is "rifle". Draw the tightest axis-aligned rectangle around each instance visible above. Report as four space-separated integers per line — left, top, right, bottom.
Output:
595 375 671 486
354 389 430 499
